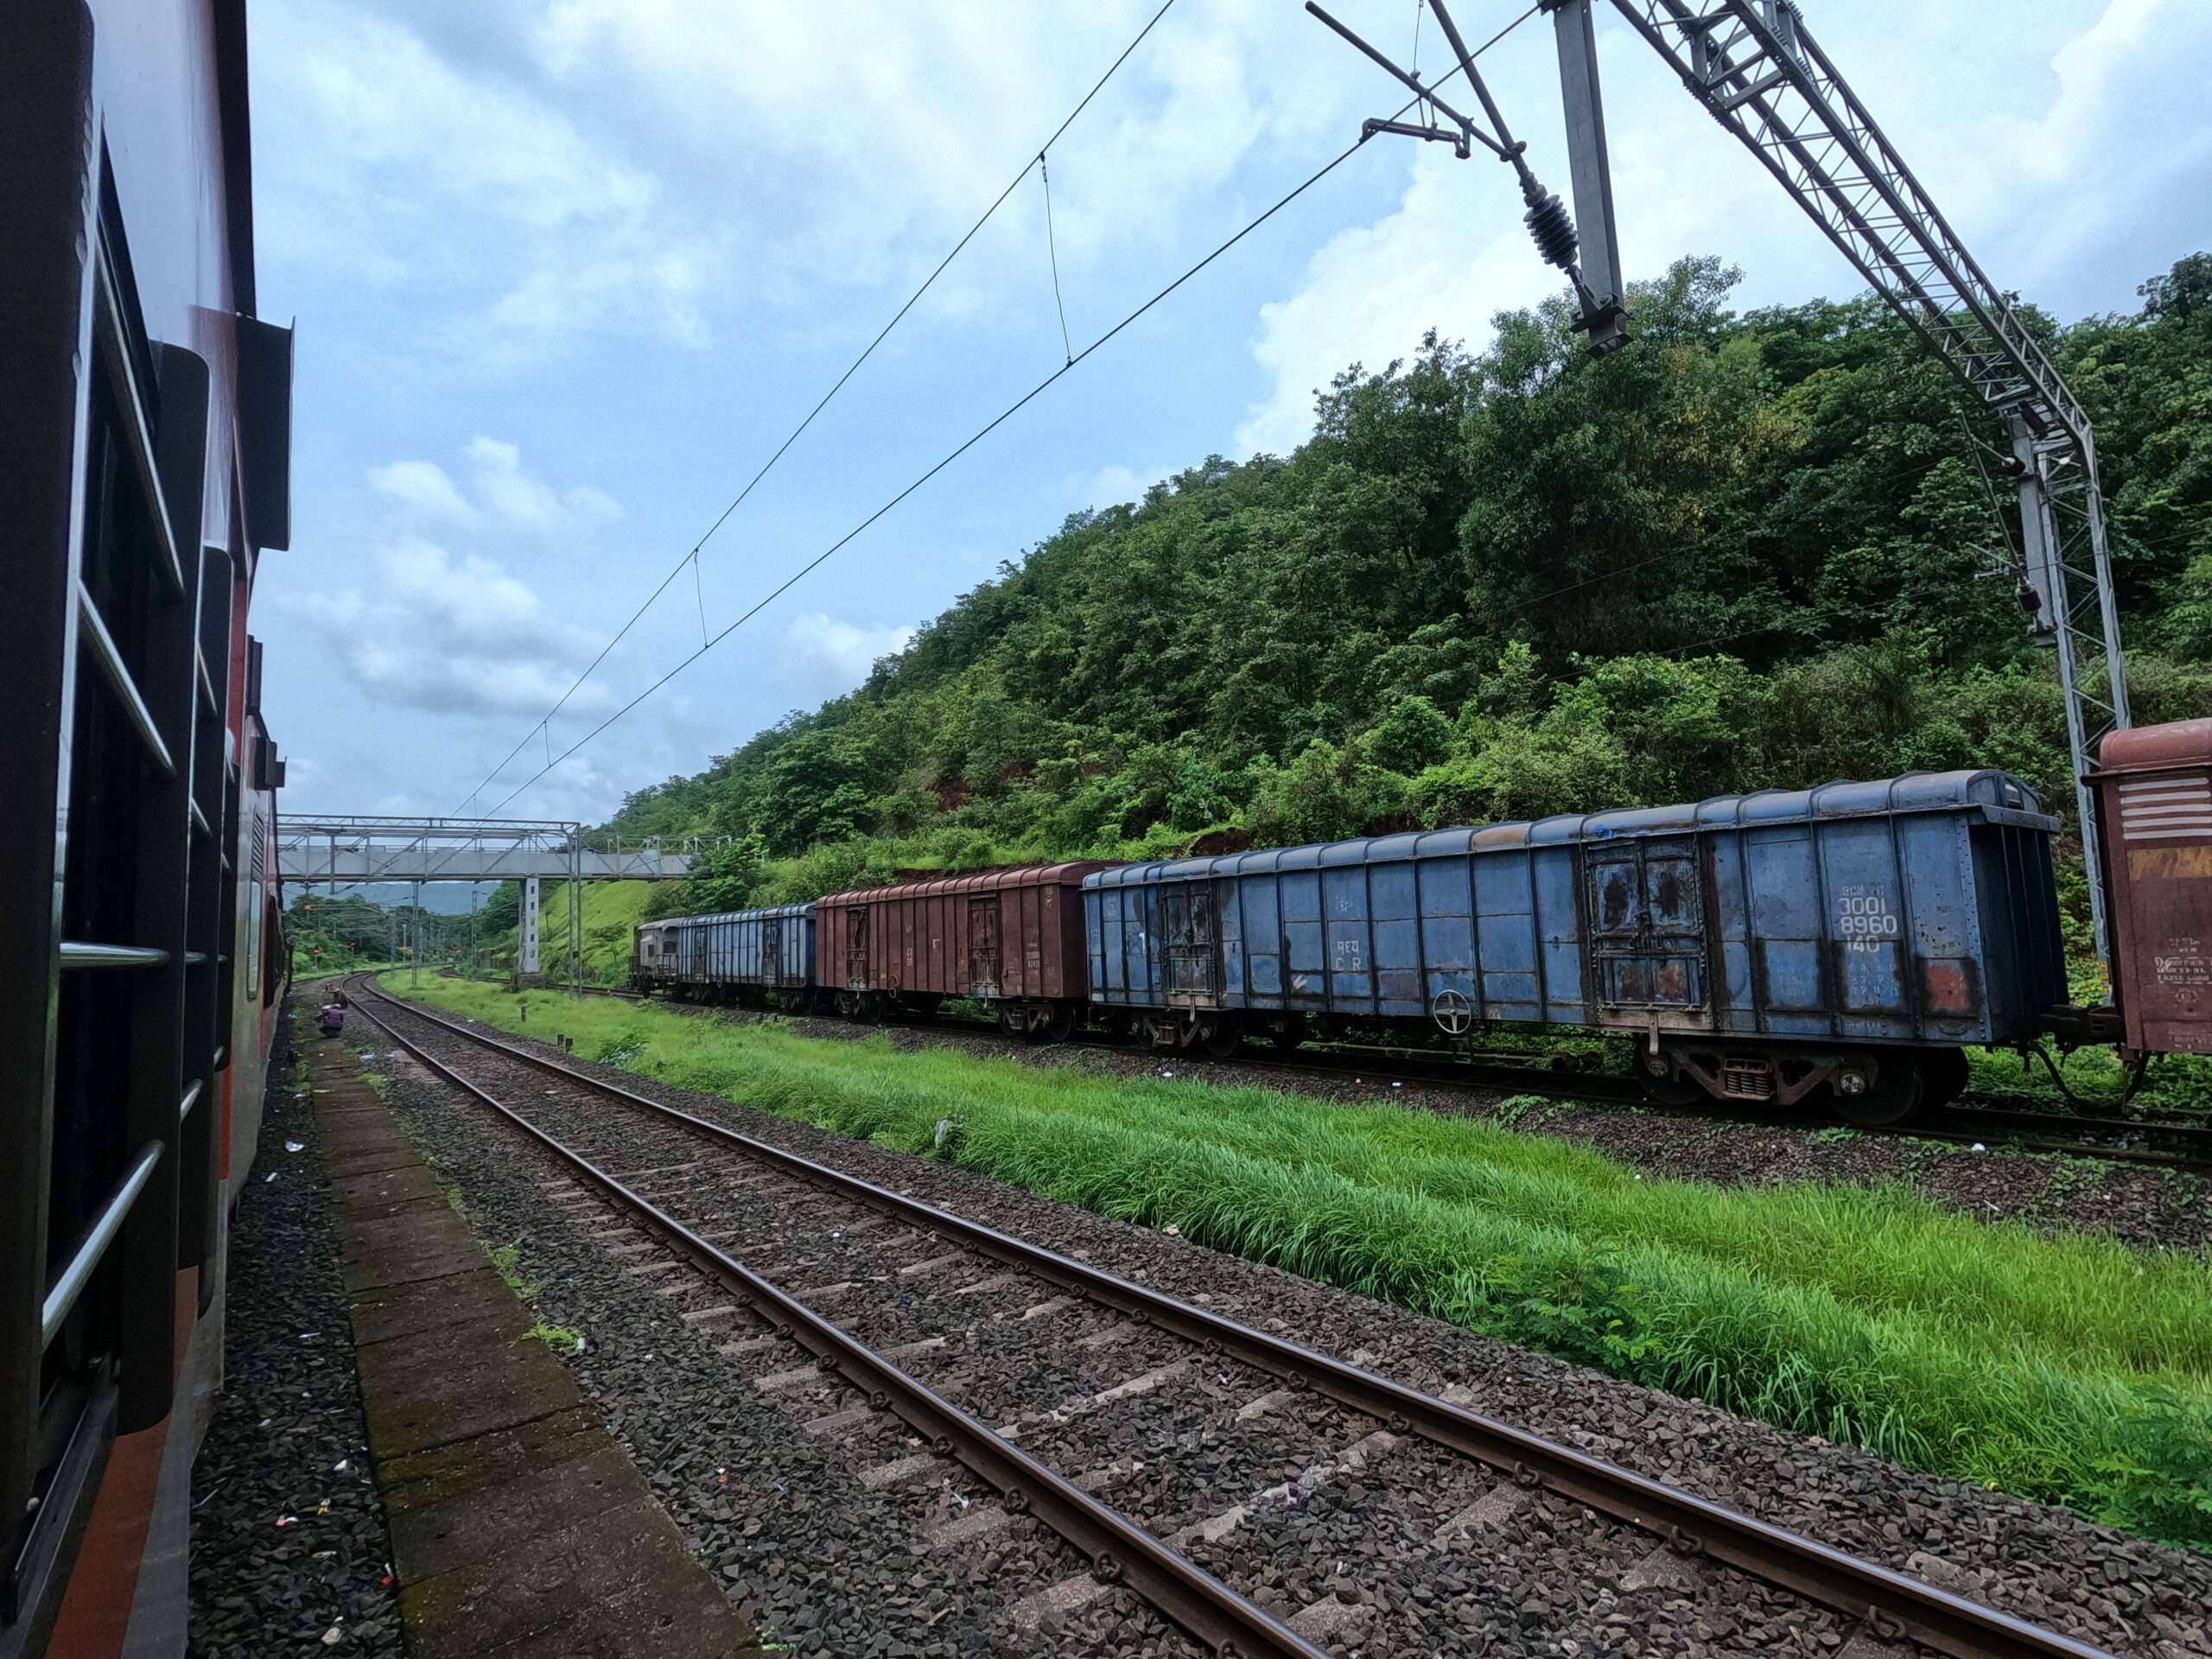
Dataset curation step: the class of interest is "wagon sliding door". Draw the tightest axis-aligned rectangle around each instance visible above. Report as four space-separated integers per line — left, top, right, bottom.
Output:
1160 883 1220 1005
1584 838 1712 1028
967 897 1001 996
843 908 869 988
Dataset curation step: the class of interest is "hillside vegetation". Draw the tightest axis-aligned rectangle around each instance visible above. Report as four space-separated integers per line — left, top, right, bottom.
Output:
598 255 2212 963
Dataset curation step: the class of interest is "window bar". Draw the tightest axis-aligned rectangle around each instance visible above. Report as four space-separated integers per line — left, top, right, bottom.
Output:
191 798 212 838
76 584 175 779
59 942 170 969
40 1141 163 1350
178 1078 203 1124
92 242 183 599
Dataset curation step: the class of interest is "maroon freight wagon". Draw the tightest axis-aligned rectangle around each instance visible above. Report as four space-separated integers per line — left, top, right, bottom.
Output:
817 864 1108 1035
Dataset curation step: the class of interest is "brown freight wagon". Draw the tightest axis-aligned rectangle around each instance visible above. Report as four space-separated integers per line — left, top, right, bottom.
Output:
816 864 1109 1036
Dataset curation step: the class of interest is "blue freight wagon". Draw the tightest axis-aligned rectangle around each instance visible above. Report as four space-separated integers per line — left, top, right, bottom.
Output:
632 902 818 1008
1083 771 2066 1122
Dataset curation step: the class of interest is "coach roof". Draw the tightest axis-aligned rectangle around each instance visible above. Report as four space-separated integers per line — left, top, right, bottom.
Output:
1084 768 2052 889
818 862 1108 906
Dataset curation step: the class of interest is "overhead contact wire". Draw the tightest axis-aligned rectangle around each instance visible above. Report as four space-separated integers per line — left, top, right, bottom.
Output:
484 8 1540 814
454 0 1181 814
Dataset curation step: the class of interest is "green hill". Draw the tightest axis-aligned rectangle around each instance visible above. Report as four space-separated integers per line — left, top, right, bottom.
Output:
597 255 2211 949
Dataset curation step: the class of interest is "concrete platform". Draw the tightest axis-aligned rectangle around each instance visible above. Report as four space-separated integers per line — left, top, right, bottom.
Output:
307 1036 758 1659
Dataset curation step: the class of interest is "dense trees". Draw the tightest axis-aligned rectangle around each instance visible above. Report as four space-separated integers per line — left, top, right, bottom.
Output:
608 256 2212 919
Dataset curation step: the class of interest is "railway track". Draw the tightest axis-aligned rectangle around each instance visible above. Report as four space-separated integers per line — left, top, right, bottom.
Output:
353 973 2114 1659
520 977 2212 1171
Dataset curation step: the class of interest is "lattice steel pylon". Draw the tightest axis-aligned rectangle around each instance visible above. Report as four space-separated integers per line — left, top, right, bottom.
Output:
1544 0 2132 963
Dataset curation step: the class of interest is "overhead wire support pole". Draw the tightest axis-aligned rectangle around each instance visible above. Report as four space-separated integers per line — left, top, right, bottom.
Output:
1573 0 2130 962
1307 3 1604 335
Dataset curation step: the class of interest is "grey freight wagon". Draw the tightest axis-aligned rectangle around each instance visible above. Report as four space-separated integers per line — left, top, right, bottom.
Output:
1082 770 2065 1122
632 901 818 1007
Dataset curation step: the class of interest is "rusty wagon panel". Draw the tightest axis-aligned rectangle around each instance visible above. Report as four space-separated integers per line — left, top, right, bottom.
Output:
817 864 1107 1002
1084 770 2064 1047
2091 718 2212 1058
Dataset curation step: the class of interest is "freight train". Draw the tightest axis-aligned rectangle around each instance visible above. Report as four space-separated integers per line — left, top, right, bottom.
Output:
2 3 295 1654
636 734 2212 1127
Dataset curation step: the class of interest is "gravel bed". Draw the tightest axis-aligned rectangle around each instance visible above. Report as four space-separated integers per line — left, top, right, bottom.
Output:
189 1014 402 1659
359 1019 1199 1658
368 995 1878 1656
385 987 2212 1659
635 1001 2209 1252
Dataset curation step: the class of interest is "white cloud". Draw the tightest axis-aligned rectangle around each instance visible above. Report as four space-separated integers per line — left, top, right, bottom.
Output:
366 459 477 524
367 439 621 537
255 0 722 366
295 537 623 721
255 0 1380 372
782 612 916 700
464 438 624 536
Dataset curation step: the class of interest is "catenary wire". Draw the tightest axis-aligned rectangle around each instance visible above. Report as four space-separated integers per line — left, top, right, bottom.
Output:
481 6 1543 816
452 0 1181 816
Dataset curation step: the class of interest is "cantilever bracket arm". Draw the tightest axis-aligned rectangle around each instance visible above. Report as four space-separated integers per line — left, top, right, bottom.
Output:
1362 117 1474 158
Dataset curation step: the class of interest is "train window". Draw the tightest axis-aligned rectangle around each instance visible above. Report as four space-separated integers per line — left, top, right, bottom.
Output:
263 892 285 1004
244 868 264 1002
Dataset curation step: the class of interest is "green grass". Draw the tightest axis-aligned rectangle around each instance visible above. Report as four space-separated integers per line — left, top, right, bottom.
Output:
474 880 658 985
391 973 2212 1550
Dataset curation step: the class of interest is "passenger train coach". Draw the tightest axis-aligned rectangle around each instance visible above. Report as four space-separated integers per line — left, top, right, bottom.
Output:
3 3 295 1653
637 732 2212 1127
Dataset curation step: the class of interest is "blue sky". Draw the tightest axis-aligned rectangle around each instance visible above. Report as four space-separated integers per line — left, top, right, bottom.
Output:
254 0 2212 831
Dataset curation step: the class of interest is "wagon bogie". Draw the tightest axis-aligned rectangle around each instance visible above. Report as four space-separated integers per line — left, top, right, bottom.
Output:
1645 1039 1959 1123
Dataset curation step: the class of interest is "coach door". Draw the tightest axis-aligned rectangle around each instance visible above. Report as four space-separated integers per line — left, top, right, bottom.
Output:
760 916 784 985
843 909 870 989
967 897 1001 996
1584 838 1711 1027
1160 882 1220 1006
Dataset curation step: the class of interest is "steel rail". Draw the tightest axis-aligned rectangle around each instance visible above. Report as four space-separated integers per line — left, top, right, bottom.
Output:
357 976 2112 1659
345 980 1326 1659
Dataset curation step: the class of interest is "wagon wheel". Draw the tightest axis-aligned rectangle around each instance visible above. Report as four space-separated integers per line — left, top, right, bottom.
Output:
1270 1014 1308 1052
1833 1058 1924 1127
1641 1071 1709 1109
1430 989 1473 1038
1917 1046 1971 1110
1044 1002 1078 1044
1198 1016 1243 1060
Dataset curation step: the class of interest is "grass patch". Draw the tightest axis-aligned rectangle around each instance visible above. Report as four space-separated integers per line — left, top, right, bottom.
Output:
391 973 2212 1551
486 1240 539 1300
525 1319 586 1355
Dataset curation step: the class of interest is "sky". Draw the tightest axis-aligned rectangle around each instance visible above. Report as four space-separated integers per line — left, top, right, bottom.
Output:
253 0 2212 837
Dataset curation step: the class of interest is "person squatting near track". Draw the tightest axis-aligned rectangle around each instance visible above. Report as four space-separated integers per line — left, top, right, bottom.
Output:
318 999 347 1039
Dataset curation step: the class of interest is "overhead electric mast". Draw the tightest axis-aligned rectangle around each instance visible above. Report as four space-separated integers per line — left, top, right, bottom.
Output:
1306 0 1629 349
1319 0 2132 962
1543 0 2132 963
